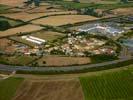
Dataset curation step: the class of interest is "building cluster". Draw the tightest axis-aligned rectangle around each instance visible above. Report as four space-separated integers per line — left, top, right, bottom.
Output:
77 23 124 37
45 34 115 57
14 44 43 56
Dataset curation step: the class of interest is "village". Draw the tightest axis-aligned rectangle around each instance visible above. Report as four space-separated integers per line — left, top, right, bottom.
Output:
0 0 133 66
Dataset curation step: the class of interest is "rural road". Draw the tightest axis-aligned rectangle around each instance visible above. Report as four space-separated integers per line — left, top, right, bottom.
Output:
0 57 132 73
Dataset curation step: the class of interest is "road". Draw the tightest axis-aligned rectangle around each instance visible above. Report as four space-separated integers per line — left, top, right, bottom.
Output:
0 57 132 73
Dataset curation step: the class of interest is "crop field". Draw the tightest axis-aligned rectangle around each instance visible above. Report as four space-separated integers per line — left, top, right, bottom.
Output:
31 15 98 26
0 55 38 66
35 56 91 67
0 24 43 37
13 79 84 100
80 68 133 100
0 77 24 100
31 31 65 42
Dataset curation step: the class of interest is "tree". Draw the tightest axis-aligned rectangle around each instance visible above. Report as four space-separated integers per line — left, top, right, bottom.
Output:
120 0 128 3
25 0 40 7
34 0 40 7
0 20 11 31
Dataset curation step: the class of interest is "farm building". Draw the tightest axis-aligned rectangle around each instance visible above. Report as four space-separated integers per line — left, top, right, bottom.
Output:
77 23 124 37
21 36 46 45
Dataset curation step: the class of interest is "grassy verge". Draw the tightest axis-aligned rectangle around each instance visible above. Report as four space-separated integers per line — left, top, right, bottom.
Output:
0 77 24 100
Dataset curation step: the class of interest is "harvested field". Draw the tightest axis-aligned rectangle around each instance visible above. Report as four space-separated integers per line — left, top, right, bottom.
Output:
1 11 77 21
31 15 98 26
0 0 25 7
25 6 65 13
0 24 43 37
111 7 133 15
13 79 84 100
36 56 91 67
0 12 45 21
31 31 65 42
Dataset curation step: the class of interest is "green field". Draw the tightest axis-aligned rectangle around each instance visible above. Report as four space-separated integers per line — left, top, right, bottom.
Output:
80 67 133 100
0 16 23 27
0 77 24 100
49 1 133 10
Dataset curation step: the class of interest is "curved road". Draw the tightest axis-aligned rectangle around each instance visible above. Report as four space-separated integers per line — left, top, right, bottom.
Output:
0 57 132 73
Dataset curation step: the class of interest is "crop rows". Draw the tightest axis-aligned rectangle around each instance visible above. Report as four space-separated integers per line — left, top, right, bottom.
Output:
80 69 133 100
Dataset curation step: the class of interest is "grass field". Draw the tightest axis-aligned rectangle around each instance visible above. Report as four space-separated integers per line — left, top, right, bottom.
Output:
0 55 37 66
0 77 24 100
31 15 98 26
80 67 133 100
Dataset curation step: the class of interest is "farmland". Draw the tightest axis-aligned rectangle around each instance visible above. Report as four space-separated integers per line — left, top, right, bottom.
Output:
0 0 25 7
80 67 133 100
0 55 38 66
0 0 133 100
34 55 91 67
0 77 24 100
0 16 23 27
13 79 84 100
50 0 133 10
31 15 98 26
0 24 44 37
